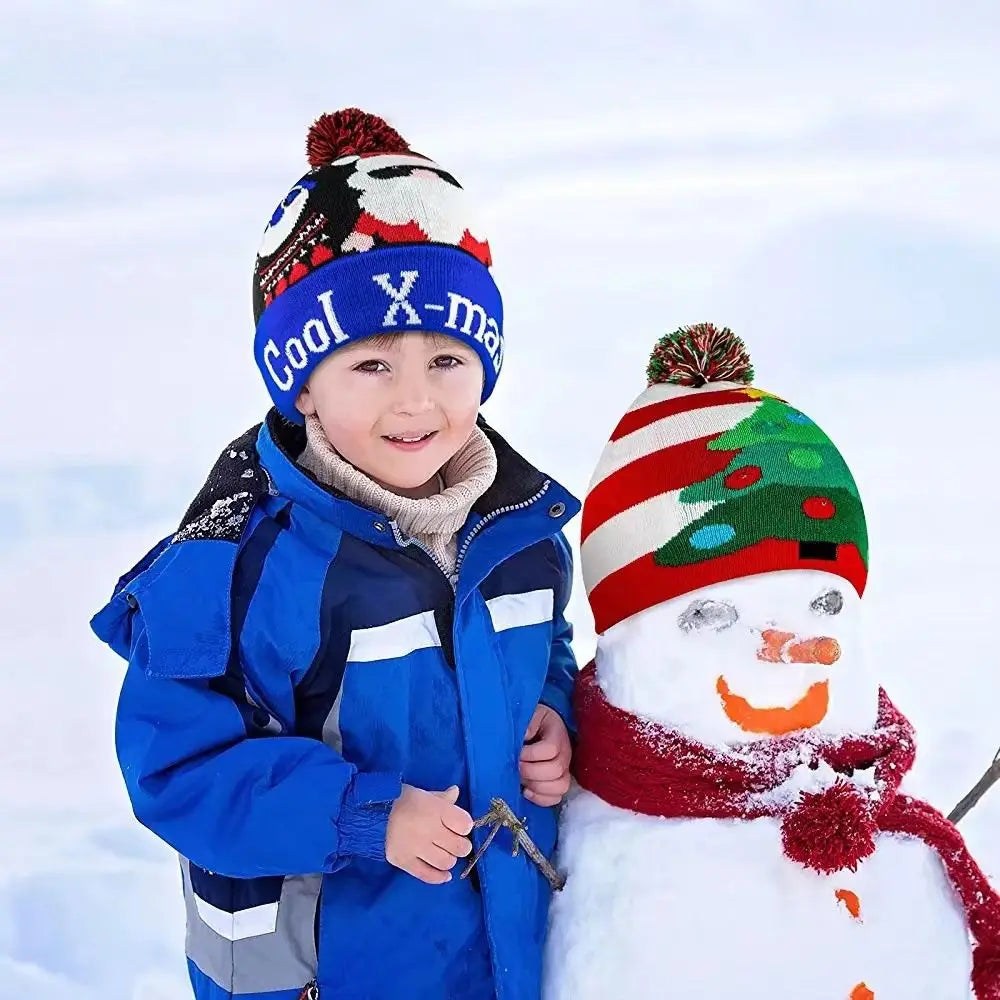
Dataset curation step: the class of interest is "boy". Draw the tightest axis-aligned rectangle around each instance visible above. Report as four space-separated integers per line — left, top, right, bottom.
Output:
92 109 579 1000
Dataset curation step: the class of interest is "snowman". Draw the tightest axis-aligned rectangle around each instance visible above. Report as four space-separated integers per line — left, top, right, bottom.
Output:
544 325 1000 1000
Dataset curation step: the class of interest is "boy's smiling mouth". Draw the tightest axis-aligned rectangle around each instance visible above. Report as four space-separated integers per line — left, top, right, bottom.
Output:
382 431 439 449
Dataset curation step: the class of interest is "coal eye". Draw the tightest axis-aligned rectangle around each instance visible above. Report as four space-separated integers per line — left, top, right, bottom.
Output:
811 589 844 616
678 600 739 633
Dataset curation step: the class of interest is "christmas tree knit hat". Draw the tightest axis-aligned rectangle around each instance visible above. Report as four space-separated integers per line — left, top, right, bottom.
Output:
581 324 868 634
252 108 503 421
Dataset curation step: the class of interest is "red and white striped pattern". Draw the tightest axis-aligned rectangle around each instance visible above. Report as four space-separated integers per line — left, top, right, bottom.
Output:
581 381 762 633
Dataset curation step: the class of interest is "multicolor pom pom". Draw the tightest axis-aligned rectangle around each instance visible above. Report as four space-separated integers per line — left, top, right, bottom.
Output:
646 323 754 388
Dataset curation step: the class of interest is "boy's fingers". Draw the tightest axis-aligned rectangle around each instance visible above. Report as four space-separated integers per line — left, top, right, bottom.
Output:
524 776 571 797
434 831 472 858
409 860 451 885
442 806 474 837
520 739 558 763
418 844 459 872
523 713 543 742
519 758 566 782
525 789 563 807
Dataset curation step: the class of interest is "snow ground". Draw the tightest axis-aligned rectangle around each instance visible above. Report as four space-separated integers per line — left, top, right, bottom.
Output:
1 2 999 995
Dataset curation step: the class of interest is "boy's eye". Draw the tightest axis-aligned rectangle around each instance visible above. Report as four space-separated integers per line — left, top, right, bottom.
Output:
677 599 739 633
432 355 463 369
354 359 389 374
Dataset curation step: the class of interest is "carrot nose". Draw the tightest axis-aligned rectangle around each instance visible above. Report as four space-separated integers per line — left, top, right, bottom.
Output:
758 629 841 665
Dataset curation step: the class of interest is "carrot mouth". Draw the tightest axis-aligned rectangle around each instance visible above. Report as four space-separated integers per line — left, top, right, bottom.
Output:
716 676 830 734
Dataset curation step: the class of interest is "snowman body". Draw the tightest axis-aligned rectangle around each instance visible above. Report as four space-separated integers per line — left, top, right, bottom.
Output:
544 571 977 1000
545 791 972 1000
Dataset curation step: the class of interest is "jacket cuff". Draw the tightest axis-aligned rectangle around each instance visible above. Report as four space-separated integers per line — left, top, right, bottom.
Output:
335 771 403 863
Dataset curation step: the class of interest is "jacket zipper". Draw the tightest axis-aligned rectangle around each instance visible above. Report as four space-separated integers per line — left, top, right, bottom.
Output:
388 522 458 588
387 478 552 590
453 480 552 579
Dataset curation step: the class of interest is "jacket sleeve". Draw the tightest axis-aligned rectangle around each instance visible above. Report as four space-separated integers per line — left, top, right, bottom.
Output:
104 535 401 880
538 531 579 734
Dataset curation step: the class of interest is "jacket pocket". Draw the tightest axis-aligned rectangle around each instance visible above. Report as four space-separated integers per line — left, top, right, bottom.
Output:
334 611 442 769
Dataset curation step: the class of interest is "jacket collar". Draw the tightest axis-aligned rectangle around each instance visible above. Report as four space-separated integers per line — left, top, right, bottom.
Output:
257 409 578 545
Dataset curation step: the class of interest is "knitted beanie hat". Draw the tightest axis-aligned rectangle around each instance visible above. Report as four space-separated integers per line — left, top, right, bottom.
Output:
581 324 868 634
252 108 503 421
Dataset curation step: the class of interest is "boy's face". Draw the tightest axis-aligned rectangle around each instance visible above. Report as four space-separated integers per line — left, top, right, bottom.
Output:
296 332 484 498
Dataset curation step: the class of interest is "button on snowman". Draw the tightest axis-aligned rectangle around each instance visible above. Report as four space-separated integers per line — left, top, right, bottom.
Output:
544 325 1000 1000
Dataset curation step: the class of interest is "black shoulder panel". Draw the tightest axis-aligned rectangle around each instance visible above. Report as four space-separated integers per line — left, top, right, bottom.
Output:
174 424 270 543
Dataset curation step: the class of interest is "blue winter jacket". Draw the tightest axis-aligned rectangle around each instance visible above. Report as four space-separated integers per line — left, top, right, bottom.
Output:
91 412 581 1000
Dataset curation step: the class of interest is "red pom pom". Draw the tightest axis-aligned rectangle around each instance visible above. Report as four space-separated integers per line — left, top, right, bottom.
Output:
973 943 1000 1000
781 782 876 874
306 108 410 167
646 324 754 388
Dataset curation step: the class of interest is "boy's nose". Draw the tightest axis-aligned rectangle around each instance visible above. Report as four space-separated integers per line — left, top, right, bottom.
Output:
757 628 841 665
391 381 435 415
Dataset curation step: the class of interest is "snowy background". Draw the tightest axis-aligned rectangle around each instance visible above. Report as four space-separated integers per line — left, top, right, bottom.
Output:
1 1 998 995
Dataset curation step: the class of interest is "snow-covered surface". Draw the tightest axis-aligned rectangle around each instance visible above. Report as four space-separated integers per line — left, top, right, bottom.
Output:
2 2 999 996
546 792 974 1000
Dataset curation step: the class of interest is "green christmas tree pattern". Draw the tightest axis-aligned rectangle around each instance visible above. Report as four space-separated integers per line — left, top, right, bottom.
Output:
655 394 868 568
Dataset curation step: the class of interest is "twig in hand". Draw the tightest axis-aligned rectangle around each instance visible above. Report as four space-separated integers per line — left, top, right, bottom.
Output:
948 745 1000 825
462 808 505 876
461 797 567 891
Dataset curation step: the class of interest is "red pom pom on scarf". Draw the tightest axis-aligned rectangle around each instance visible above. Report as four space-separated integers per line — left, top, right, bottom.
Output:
781 781 877 874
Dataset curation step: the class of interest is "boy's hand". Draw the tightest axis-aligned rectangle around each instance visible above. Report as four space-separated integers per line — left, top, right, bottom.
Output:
385 784 473 884
520 704 572 807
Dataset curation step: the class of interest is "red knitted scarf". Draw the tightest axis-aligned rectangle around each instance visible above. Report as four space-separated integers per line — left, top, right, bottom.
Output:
573 662 1000 1000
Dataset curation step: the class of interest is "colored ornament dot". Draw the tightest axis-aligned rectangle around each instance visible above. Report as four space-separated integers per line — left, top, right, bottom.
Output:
724 465 762 490
803 496 836 519
787 411 813 424
789 448 823 470
690 523 737 549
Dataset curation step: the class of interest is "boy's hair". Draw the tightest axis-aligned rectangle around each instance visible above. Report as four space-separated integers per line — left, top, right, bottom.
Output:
251 108 505 423
366 332 456 350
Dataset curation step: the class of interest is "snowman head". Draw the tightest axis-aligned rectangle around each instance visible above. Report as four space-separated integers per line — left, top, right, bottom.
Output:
582 325 871 745
597 568 876 745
